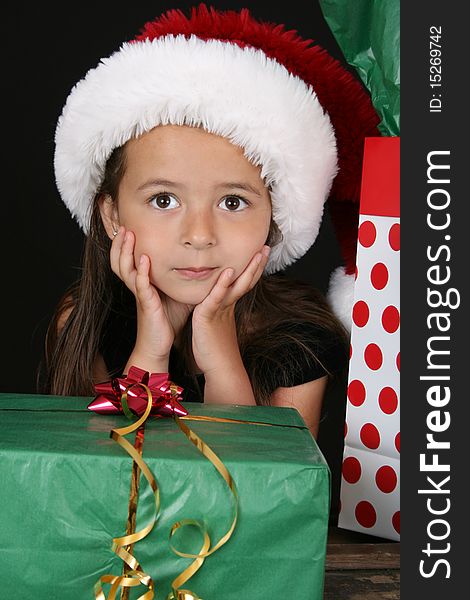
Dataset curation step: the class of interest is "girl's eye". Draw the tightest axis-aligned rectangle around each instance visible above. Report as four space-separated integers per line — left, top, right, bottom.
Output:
149 193 179 210
219 195 249 211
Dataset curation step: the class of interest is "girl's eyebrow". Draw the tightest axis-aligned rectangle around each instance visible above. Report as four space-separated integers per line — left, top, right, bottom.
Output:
137 179 183 191
137 179 262 196
217 182 262 197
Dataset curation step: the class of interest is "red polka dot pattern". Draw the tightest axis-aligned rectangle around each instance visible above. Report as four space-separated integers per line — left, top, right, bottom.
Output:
375 465 398 493
392 511 400 534
343 457 362 484
341 211 400 539
360 423 381 449
353 300 370 328
395 432 400 453
364 344 383 370
378 387 398 415
382 305 400 333
355 501 377 528
389 223 400 251
358 220 377 247
347 380 366 406
370 262 389 290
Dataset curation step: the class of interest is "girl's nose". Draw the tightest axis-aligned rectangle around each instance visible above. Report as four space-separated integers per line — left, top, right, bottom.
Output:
180 208 217 249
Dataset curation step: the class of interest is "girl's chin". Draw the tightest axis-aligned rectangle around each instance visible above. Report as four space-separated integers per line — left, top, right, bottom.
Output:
158 286 212 306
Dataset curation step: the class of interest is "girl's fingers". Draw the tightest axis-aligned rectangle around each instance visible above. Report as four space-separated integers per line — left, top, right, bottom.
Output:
228 246 270 299
110 229 162 312
135 254 161 310
208 267 236 307
247 245 270 291
109 228 141 295
118 230 139 290
201 246 270 313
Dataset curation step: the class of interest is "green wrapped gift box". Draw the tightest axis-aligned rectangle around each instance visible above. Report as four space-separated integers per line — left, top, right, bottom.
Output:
0 393 330 599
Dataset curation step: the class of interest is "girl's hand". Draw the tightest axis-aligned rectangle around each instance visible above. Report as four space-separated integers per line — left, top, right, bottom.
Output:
110 227 192 364
191 245 271 376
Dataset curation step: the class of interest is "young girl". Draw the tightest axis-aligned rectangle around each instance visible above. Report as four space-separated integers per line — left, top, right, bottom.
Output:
40 4 380 438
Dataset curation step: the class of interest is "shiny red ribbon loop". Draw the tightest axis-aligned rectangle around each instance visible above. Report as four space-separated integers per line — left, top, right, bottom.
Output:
88 365 187 418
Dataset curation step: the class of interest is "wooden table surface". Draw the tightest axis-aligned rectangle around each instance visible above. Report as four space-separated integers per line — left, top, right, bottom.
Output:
324 527 400 599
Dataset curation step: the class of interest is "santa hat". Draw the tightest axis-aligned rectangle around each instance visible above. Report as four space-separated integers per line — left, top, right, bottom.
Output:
54 3 380 328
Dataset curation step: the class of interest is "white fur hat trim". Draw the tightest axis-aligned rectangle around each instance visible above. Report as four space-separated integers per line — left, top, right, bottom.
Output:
55 35 337 273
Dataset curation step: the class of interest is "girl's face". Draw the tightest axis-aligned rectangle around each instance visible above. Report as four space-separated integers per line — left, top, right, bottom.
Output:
101 125 272 305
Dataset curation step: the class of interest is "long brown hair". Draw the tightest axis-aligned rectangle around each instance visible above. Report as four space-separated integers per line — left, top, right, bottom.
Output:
38 144 348 402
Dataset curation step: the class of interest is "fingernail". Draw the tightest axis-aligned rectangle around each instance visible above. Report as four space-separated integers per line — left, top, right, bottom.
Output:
255 254 263 264
139 255 145 264
226 268 234 277
262 245 271 257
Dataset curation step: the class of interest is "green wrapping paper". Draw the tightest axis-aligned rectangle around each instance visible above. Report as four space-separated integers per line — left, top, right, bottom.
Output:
319 0 400 136
0 393 330 599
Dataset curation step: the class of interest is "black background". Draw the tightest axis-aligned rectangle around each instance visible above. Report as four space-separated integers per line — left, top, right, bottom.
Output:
4 0 348 393
7 1 468 598
3 1 353 521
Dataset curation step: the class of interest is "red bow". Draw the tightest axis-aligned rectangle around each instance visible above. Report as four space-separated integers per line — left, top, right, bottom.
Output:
87 365 187 417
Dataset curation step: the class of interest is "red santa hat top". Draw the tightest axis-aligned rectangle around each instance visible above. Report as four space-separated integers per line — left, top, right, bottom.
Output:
54 3 380 328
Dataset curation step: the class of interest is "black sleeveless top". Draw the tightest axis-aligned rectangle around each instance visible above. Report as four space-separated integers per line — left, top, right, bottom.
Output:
99 285 348 403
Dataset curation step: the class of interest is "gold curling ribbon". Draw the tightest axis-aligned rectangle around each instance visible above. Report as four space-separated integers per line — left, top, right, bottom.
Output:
180 415 307 429
95 383 240 600
165 412 309 598
165 416 239 600
120 424 145 600
94 382 159 600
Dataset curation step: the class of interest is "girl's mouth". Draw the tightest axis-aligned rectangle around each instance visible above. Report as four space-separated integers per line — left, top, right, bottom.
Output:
173 267 218 280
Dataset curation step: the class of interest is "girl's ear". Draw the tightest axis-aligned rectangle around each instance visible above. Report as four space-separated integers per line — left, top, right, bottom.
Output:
98 194 120 240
